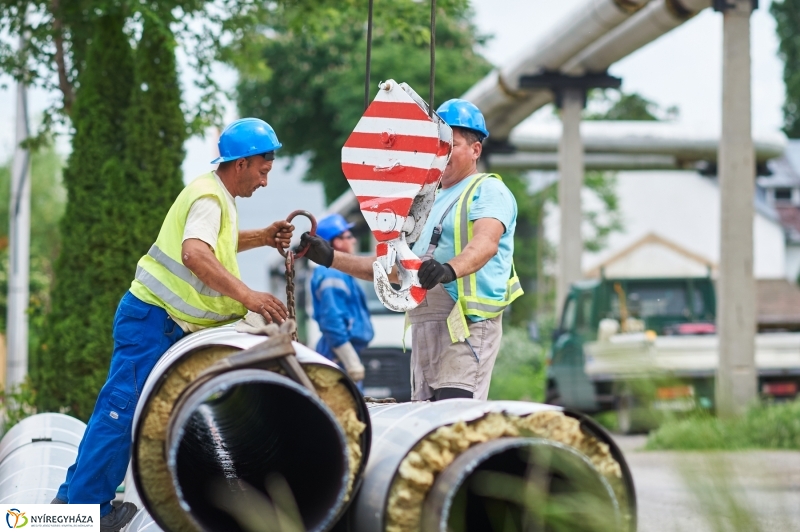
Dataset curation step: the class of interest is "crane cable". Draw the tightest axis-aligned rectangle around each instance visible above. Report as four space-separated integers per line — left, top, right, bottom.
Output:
364 0 437 114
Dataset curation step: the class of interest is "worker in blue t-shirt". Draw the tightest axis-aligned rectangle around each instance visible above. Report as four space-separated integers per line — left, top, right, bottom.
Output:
301 99 521 402
310 214 374 386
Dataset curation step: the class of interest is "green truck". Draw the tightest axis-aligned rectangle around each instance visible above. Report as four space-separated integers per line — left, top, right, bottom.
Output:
546 276 800 432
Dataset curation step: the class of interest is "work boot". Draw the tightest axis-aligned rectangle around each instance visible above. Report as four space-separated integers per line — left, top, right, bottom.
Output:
50 497 66 504
100 502 137 532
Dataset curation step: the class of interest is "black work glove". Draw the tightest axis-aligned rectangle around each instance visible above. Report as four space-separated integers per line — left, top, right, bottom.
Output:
418 259 456 289
299 232 334 267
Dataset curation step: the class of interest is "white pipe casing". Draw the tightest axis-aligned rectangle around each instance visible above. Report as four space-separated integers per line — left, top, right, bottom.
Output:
0 413 86 504
563 0 713 74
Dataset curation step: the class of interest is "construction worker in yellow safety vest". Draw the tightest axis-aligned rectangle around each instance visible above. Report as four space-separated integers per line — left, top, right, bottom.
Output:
52 118 294 532
301 99 522 402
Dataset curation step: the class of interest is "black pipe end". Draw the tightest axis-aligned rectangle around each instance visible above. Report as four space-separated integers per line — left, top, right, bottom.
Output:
166 369 350 532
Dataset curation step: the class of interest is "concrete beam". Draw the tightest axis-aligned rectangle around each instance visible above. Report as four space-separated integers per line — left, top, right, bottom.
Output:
716 0 757 417
557 88 586 314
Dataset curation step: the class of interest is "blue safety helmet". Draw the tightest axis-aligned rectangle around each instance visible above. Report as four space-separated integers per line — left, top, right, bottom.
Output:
210 118 282 164
436 99 489 139
316 214 355 242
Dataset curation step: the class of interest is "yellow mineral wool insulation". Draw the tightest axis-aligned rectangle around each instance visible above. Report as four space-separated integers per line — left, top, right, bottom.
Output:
305 365 367 500
384 410 626 532
136 346 366 532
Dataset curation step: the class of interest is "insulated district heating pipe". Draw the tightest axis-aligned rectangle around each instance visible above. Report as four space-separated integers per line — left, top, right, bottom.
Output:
0 413 86 504
128 326 371 532
341 400 637 532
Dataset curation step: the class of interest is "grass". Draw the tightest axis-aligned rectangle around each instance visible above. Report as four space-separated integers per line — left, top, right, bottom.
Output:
646 399 800 451
488 326 546 402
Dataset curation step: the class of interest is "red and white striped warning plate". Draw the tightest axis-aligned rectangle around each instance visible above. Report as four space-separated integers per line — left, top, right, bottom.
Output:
342 80 452 242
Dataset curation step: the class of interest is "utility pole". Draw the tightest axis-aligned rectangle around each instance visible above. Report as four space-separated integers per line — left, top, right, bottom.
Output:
518 72 621 314
6 33 31 392
715 0 757 417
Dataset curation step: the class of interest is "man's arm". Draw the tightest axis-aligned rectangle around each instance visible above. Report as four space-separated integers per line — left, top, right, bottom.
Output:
182 239 288 323
237 220 294 253
300 233 398 282
447 218 504 278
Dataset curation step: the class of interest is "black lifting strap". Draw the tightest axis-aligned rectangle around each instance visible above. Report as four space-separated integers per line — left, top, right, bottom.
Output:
364 0 437 114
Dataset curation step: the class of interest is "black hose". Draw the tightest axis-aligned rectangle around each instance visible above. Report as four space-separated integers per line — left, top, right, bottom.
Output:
165 369 350 532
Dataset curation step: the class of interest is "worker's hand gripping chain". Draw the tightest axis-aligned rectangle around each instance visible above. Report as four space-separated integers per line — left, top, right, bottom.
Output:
342 80 453 312
278 210 317 340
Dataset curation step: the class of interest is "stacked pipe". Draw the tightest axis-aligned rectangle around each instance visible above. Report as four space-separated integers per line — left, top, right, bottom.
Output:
340 401 636 532
127 326 371 532
0 330 635 531
0 413 86 504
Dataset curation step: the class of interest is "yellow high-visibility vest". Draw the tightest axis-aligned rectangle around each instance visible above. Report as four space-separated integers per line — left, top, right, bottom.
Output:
130 172 246 326
446 173 524 343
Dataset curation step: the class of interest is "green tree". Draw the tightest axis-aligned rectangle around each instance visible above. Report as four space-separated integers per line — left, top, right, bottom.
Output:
771 0 800 138
585 90 678 121
99 6 187 325
36 13 134 417
237 4 490 202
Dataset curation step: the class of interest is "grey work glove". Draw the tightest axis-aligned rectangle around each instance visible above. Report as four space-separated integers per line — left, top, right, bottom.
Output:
299 232 334 267
235 311 297 337
418 259 456 290
333 342 365 382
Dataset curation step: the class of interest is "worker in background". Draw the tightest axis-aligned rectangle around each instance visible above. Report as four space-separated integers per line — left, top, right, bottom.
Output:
310 214 372 387
52 118 293 532
301 99 521 402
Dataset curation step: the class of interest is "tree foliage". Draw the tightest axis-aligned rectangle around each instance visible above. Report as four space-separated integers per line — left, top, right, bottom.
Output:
35 8 185 419
771 0 800 138
237 2 490 202
36 13 134 417
585 89 678 121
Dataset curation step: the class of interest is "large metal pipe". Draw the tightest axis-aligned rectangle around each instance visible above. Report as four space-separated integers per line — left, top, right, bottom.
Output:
562 0 712 75
465 0 714 140
506 121 785 162
129 326 371 532
345 401 636 532
0 413 86 503
463 0 651 139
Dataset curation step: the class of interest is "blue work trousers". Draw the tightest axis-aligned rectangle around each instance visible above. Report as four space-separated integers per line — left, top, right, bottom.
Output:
56 292 185 516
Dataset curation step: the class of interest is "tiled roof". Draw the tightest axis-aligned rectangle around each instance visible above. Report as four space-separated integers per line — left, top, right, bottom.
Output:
758 279 800 328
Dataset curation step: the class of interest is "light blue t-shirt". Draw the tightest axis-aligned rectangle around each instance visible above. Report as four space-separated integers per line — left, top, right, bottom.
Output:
411 174 517 321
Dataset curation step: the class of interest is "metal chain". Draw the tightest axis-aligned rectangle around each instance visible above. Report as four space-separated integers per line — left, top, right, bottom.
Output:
276 210 317 343
429 0 436 117
285 251 297 342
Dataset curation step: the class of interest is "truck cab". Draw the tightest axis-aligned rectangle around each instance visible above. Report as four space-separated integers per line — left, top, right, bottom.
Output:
547 276 716 412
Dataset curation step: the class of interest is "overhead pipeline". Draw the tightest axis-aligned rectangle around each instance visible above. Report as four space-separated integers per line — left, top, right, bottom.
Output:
464 0 651 139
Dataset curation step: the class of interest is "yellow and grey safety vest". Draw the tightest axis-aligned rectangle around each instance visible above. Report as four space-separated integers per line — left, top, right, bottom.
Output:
412 173 524 343
130 172 247 326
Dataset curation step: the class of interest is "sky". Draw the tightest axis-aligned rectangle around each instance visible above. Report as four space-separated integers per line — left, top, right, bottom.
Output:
0 0 789 289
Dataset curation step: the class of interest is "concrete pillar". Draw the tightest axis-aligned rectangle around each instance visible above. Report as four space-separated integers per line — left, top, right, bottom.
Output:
7 68 30 391
716 0 756 417
556 88 585 314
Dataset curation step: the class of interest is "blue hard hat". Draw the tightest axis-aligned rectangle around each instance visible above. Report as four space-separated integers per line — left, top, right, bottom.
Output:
317 214 355 241
436 99 489 139
210 118 282 164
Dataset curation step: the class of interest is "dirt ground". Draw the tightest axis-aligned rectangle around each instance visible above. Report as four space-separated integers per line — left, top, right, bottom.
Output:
612 435 800 532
